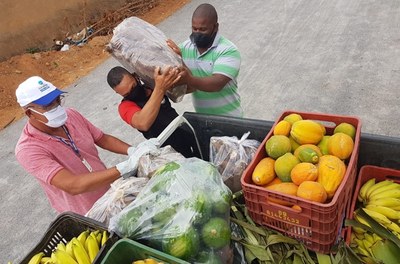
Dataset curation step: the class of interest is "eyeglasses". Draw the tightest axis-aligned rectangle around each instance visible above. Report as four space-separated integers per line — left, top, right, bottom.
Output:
30 95 65 111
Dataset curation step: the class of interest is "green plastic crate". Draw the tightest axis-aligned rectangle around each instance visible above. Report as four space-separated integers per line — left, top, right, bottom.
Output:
100 238 189 264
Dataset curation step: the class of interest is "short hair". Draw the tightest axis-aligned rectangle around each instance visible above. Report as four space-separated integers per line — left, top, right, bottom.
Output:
193 3 218 23
107 66 131 89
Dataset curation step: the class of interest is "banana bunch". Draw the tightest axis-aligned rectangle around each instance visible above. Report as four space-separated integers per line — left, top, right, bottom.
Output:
357 178 400 238
28 229 109 264
350 229 382 261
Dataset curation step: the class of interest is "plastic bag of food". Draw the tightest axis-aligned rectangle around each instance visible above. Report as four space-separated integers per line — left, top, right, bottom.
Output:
85 177 148 225
109 158 233 263
106 16 187 103
209 132 260 191
137 145 185 178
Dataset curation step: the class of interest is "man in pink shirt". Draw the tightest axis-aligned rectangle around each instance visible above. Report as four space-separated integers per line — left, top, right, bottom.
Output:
14 75 178 215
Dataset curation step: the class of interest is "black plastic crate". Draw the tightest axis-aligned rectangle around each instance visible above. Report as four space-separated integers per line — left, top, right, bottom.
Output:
20 211 115 264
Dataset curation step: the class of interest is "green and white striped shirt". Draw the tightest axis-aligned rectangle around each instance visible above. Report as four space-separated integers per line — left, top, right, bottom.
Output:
179 33 243 117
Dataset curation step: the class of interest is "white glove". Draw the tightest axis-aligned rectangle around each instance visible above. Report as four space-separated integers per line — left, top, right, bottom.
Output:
117 139 161 178
127 138 160 157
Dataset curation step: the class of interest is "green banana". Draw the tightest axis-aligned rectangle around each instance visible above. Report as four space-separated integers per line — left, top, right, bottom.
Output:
54 249 78 264
28 252 44 264
72 239 91 264
365 204 400 220
358 178 375 202
371 239 400 264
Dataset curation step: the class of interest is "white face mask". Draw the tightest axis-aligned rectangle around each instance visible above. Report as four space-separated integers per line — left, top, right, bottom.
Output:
29 105 68 128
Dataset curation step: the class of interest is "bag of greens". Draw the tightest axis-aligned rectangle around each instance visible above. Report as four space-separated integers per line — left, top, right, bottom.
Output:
109 158 233 263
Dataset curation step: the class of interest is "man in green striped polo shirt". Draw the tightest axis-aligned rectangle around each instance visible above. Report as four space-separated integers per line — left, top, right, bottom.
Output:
167 3 243 117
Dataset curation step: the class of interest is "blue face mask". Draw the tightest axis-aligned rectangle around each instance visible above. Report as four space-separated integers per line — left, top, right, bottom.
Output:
190 31 217 48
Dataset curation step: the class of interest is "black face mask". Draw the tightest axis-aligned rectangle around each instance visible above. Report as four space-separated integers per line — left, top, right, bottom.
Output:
124 79 147 102
190 31 217 49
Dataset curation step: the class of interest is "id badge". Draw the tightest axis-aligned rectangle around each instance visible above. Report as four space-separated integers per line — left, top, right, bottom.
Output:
81 158 93 172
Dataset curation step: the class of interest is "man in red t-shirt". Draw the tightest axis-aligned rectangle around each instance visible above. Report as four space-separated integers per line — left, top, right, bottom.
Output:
107 66 199 158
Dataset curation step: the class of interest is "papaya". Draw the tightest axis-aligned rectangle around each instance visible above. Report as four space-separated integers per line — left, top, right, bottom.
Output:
297 181 328 203
265 135 291 159
289 135 301 152
263 177 282 187
273 120 291 136
294 145 322 164
328 132 354 160
265 182 298 206
290 120 325 145
290 162 318 185
334 122 356 140
283 113 303 124
252 157 275 186
317 136 330 155
317 155 346 198
274 153 300 182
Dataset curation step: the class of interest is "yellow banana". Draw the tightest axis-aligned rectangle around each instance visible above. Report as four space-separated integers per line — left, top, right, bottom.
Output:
57 241 67 252
95 232 102 246
366 204 400 220
364 232 375 245
85 233 100 262
368 197 400 208
362 238 374 256
354 238 370 256
54 249 78 264
72 239 91 264
366 180 393 200
369 181 400 199
372 233 382 243
101 230 109 247
40 257 51 264
359 178 375 202
369 189 400 201
354 211 372 228
363 208 400 233
66 240 75 259
77 230 90 246
28 252 44 264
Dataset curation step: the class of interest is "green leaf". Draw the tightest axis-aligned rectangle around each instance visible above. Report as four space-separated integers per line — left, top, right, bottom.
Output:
267 234 299 246
316 252 332 264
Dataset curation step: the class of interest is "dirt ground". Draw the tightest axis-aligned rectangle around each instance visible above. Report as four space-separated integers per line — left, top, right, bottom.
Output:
0 0 190 130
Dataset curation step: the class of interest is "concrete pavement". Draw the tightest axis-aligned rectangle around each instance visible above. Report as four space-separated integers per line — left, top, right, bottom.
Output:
2 0 400 262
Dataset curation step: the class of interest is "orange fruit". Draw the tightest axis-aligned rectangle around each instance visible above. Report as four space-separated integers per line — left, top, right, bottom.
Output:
297 181 327 203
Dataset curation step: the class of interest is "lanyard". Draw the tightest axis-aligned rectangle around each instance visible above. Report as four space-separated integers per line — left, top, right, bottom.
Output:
54 126 93 172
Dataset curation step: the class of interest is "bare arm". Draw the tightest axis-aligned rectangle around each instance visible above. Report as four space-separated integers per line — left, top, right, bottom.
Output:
50 167 121 195
96 133 130 155
130 66 181 131
167 39 232 93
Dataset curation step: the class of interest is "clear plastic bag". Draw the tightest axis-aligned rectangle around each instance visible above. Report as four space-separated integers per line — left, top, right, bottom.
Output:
85 177 148 226
106 16 187 103
109 158 233 263
137 145 185 178
209 132 260 191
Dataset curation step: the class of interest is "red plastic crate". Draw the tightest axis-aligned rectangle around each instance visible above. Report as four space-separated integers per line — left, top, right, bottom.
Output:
241 110 361 253
345 165 400 244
